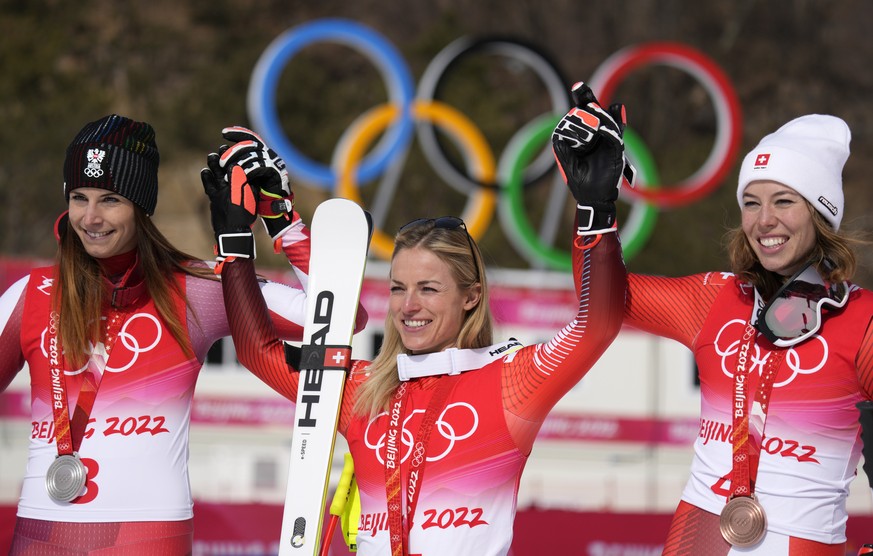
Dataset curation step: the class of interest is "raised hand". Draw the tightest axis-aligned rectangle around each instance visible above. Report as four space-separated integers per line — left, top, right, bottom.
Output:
220 126 295 239
200 149 257 260
552 81 635 235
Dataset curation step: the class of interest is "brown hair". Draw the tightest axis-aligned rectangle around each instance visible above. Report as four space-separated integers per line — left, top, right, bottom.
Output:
353 221 492 417
725 202 859 300
54 208 215 368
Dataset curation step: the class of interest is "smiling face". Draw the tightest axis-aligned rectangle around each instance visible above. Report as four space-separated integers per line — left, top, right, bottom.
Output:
389 246 481 355
67 187 139 259
741 180 817 277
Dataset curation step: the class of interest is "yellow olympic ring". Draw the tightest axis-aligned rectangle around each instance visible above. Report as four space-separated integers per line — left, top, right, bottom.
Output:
335 100 497 260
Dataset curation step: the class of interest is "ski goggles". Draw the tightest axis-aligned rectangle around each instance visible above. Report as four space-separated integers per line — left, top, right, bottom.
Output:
399 216 480 282
755 262 849 347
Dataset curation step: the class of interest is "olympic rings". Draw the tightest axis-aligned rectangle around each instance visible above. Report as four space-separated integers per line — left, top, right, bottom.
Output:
415 36 571 195
248 20 743 267
588 41 743 207
500 115 660 270
248 18 416 187
106 313 163 373
335 100 498 260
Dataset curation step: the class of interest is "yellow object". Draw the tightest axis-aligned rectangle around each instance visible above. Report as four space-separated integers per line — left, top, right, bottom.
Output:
330 453 360 552
335 100 498 260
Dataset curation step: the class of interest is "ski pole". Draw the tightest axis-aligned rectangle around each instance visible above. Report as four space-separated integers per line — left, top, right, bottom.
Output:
320 453 357 556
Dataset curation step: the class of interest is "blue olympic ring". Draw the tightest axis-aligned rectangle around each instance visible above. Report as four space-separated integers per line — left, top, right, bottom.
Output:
247 18 416 187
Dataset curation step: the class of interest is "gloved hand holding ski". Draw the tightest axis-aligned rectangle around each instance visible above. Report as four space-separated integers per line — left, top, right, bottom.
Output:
552 81 636 236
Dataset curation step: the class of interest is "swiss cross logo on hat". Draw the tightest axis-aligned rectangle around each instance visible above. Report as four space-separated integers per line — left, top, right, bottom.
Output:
753 153 770 169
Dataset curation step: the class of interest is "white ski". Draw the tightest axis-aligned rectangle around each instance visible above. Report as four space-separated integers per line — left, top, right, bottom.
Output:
278 198 372 555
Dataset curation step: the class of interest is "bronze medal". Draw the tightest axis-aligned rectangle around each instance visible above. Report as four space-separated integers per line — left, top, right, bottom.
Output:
45 453 87 503
719 496 767 547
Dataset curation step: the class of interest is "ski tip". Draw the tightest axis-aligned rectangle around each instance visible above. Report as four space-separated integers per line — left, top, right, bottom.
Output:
317 198 367 215
311 198 372 256
312 198 368 226
319 197 358 211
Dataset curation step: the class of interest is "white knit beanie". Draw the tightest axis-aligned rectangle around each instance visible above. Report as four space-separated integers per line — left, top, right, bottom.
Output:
736 114 850 230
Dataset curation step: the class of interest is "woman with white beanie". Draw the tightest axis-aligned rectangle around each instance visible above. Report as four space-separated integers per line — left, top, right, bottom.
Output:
624 114 873 554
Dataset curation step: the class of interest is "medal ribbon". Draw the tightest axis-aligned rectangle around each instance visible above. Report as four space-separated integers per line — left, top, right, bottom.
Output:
48 310 76 456
730 323 784 499
51 260 143 456
48 307 127 456
384 375 460 556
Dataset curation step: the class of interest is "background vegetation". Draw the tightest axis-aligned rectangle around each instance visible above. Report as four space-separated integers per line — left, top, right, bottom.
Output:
2 0 872 285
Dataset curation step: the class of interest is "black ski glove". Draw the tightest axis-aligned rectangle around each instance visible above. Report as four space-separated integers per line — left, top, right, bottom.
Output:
220 126 295 240
200 148 257 260
552 81 636 235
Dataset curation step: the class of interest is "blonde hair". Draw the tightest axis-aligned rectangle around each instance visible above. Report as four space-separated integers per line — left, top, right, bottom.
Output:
726 201 859 300
54 208 216 368
353 221 492 417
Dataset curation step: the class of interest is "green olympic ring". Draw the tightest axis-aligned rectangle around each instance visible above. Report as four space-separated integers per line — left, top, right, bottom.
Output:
500 115 659 270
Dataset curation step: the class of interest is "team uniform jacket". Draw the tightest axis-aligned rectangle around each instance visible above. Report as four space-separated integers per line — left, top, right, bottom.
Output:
0 219 312 523
625 271 873 545
221 233 626 556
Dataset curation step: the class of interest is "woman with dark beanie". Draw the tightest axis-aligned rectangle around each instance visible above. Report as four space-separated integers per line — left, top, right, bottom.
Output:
0 115 317 554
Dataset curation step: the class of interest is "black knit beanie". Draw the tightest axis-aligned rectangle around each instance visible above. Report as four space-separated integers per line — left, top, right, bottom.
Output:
63 114 160 215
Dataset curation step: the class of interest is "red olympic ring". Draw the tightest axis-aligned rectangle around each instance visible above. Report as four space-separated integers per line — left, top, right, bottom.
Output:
589 42 743 208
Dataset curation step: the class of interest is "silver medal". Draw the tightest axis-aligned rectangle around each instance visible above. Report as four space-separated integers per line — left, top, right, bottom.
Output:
45 453 87 503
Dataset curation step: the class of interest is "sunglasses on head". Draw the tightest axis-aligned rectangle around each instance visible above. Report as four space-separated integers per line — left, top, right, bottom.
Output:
755 261 849 347
398 216 480 283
